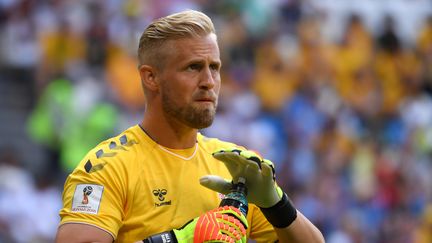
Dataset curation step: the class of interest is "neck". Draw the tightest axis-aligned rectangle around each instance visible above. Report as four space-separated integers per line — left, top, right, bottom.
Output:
140 114 198 149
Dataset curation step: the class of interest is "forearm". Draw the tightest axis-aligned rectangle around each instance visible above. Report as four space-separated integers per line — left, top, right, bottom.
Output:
259 193 324 243
274 211 324 243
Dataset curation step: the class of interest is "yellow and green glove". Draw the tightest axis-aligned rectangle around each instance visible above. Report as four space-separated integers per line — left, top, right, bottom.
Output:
143 205 248 243
200 148 297 228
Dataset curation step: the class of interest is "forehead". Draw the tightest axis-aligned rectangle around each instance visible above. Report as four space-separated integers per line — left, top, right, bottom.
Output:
165 34 220 62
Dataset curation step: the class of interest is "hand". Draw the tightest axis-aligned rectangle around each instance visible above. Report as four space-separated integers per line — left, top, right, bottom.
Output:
143 205 247 243
200 148 283 208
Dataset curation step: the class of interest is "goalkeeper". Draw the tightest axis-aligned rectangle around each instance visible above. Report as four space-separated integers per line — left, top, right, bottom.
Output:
55 10 324 243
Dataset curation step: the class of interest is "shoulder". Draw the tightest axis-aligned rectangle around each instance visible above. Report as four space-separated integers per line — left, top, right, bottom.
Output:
73 125 148 176
197 133 246 154
63 125 149 201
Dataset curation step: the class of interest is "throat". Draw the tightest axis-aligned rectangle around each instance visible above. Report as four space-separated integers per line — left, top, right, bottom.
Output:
138 123 198 148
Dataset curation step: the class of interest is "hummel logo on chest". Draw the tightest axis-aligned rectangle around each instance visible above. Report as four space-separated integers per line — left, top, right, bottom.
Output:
152 189 172 207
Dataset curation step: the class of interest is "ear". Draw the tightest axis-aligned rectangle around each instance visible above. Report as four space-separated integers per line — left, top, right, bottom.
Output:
139 65 159 92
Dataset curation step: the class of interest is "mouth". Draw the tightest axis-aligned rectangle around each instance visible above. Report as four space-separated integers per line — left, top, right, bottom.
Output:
195 96 216 104
194 91 218 105
196 98 215 103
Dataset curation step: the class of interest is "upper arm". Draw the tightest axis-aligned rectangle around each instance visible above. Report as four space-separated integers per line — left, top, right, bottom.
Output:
55 223 114 243
58 137 135 241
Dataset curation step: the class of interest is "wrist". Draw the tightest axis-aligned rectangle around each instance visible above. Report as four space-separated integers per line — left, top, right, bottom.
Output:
260 193 297 228
143 231 178 243
261 185 284 208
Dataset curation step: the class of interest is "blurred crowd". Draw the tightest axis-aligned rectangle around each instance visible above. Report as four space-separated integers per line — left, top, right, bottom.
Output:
0 0 432 242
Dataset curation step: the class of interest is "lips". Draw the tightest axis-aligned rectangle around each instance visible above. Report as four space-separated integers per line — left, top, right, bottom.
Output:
196 98 215 103
194 93 217 103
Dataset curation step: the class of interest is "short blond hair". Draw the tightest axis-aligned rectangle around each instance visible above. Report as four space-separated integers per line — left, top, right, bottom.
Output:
138 10 216 68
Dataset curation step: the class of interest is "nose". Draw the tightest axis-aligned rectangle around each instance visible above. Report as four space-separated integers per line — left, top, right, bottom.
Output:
199 67 217 90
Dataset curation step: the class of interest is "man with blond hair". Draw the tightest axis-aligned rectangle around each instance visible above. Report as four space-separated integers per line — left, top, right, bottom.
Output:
55 10 324 243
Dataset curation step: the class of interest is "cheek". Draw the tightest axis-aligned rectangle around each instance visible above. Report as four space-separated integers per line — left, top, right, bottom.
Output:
214 77 221 93
170 79 196 103
161 74 190 94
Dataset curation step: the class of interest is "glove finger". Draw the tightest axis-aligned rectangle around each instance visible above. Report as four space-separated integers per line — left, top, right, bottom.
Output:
213 153 251 179
211 228 235 243
261 162 274 178
213 152 245 165
195 212 219 243
213 147 243 155
217 206 248 229
239 151 263 170
212 153 243 173
244 160 260 173
262 159 275 175
218 222 242 241
216 213 247 236
212 147 241 161
239 150 262 161
215 152 251 167
200 175 232 195
214 148 263 169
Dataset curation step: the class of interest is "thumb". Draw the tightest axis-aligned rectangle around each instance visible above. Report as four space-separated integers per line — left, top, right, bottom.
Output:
199 175 231 195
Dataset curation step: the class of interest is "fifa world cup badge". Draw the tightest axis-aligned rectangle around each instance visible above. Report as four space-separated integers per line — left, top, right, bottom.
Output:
82 186 93 204
72 184 104 214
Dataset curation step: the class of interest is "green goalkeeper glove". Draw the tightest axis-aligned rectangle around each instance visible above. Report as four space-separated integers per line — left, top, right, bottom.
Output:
143 205 248 243
200 148 297 228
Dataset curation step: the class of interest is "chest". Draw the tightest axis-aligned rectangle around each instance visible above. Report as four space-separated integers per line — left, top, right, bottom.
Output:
118 149 230 240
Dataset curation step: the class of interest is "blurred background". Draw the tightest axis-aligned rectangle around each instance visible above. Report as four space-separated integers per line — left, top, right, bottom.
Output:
0 0 432 242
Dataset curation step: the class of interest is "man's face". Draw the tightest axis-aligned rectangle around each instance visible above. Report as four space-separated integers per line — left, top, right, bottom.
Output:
157 34 221 129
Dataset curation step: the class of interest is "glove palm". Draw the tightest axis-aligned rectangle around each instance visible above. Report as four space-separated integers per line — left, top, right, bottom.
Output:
174 206 248 243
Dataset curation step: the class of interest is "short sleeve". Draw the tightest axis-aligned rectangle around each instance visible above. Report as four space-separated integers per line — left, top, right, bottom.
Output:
59 142 129 239
247 204 278 242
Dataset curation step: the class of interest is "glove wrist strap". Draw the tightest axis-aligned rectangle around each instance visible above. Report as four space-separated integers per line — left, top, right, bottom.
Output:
260 193 297 228
143 231 178 243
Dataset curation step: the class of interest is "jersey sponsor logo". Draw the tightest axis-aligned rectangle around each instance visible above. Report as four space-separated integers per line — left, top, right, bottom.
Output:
72 184 104 214
153 188 172 207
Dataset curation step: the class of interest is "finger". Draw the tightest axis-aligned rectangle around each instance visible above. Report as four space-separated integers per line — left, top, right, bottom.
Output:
240 151 262 169
240 150 262 161
214 148 263 170
213 147 243 155
214 232 235 243
195 212 218 242
217 206 248 229
213 153 251 178
213 152 245 165
262 160 276 181
212 148 242 161
217 153 251 167
244 160 260 173
217 206 243 218
262 159 275 173
261 162 273 178
218 222 241 241
200 175 232 195
216 213 247 234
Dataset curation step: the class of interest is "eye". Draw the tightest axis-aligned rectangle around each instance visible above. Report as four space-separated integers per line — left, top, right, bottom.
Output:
187 63 202 71
210 63 220 71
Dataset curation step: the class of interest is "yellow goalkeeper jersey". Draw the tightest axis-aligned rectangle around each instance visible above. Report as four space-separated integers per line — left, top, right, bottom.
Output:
59 125 278 243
